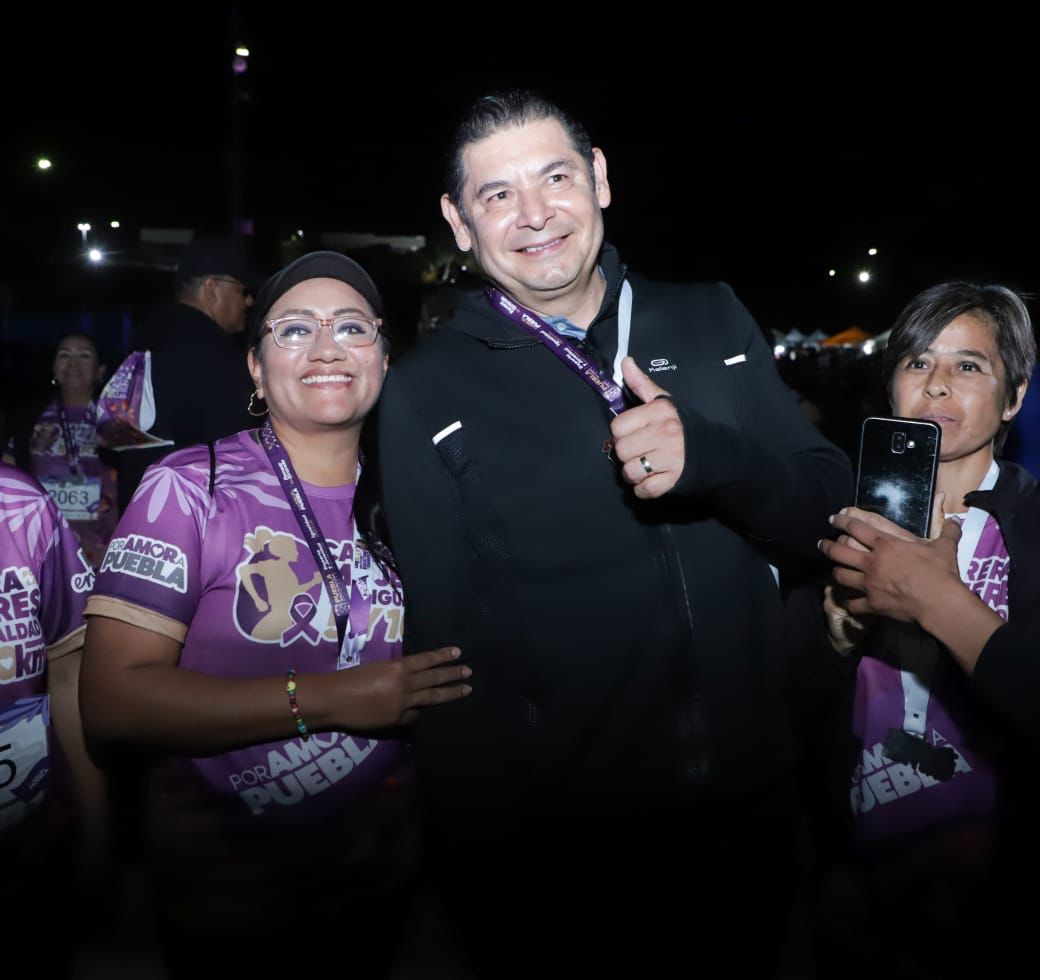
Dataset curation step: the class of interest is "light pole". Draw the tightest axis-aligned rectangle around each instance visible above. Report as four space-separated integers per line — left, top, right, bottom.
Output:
230 23 250 236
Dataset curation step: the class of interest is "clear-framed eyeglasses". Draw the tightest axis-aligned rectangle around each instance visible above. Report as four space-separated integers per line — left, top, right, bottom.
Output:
259 315 383 350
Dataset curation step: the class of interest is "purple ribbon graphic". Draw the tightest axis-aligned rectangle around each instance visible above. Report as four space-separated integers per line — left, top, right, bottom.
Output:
281 593 323 645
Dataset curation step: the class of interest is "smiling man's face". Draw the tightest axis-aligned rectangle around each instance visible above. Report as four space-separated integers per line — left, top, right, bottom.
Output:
441 116 611 317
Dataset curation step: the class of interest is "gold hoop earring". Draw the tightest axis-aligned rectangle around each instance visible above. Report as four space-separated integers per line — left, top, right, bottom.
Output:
248 391 268 417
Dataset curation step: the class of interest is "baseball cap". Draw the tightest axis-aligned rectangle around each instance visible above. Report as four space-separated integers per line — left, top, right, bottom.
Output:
248 251 384 347
176 237 256 288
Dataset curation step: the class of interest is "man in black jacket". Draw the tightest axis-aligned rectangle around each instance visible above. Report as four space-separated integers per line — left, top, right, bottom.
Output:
116 238 255 508
378 91 852 976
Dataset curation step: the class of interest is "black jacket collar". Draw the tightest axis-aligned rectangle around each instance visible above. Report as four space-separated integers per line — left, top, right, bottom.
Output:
966 460 1040 514
447 243 628 343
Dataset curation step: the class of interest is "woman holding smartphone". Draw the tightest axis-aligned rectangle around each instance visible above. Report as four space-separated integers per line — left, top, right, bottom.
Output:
819 281 1038 973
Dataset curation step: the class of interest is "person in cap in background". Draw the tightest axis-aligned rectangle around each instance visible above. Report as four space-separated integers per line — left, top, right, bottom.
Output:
114 236 257 510
80 251 470 978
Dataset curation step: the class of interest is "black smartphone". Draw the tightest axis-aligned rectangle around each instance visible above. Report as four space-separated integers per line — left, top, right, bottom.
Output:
854 416 941 537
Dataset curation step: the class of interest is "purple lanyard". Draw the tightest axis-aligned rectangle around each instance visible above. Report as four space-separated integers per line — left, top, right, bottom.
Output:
56 400 93 474
259 419 371 655
485 287 627 415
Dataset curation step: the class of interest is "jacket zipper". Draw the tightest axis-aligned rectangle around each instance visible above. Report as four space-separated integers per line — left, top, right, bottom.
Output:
486 338 541 351
660 522 709 785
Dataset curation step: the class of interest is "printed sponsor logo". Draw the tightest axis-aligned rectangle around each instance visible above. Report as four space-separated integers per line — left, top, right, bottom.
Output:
47 421 100 461
228 731 378 816
649 358 678 373
104 368 133 399
71 549 95 594
0 565 44 684
849 730 972 814
100 535 188 593
967 556 1010 620
233 529 404 648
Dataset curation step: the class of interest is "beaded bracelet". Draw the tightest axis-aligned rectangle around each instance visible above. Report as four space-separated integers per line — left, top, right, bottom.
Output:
285 668 309 740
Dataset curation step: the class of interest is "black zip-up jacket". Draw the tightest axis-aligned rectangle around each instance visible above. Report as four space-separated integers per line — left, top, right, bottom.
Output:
968 461 1040 741
378 245 852 818
961 462 1040 894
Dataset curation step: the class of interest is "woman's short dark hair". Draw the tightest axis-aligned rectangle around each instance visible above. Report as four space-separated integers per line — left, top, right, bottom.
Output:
445 90 596 220
884 282 1037 451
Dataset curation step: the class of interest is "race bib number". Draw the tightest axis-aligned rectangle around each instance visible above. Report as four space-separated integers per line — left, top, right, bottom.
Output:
0 697 50 832
41 476 101 522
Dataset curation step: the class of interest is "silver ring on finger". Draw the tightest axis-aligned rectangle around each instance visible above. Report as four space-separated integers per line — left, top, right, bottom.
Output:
640 455 653 475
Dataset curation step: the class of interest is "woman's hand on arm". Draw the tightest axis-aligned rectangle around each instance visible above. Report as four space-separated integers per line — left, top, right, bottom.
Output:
80 616 471 756
823 585 869 656
326 647 473 728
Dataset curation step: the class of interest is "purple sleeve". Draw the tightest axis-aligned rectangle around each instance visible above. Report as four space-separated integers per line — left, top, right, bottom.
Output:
91 452 209 629
37 498 93 649
0 466 91 653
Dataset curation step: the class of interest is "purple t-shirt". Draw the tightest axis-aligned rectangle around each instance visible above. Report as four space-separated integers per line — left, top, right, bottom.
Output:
30 399 119 569
86 430 409 837
0 464 93 831
851 511 1008 844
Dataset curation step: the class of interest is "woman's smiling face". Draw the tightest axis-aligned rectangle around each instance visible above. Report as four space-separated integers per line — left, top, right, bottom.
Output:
891 313 1023 467
53 334 103 399
248 277 387 440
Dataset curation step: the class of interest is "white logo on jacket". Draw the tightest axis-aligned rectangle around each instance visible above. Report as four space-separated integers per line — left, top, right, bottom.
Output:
648 358 678 373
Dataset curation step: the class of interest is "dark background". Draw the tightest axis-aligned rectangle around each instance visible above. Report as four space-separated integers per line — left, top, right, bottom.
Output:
4 14 1040 460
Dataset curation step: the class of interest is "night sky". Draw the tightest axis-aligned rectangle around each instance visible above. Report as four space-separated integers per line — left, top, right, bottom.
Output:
5 16 1039 342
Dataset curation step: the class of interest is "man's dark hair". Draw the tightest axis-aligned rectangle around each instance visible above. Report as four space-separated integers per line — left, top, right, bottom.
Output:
884 281 1037 451
446 90 596 218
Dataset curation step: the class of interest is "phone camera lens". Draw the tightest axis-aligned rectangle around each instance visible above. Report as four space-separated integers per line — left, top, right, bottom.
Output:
892 432 907 454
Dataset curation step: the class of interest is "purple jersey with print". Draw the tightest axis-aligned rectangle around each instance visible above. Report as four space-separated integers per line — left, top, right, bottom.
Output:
851 512 1008 844
0 464 93 828
30 400 119 568
87 431 409 834
965 516 1009 618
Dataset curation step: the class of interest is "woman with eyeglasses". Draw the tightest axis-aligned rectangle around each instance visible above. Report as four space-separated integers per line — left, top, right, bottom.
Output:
80 252 470 977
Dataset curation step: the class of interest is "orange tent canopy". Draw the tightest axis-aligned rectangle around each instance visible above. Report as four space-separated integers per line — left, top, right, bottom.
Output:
822 326 872 347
